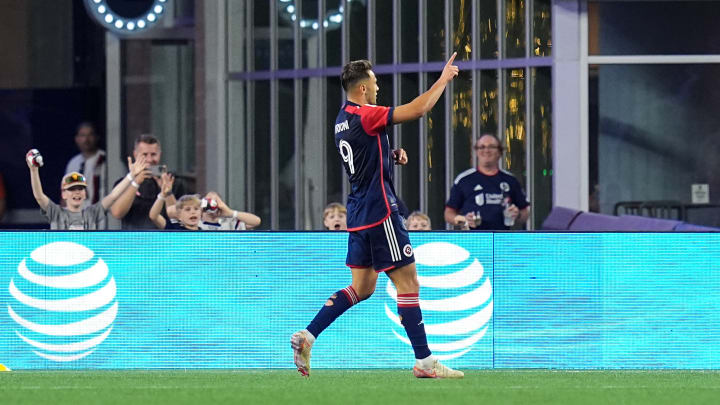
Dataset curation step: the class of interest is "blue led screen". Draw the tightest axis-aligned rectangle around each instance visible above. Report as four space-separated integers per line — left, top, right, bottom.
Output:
0 232 718 369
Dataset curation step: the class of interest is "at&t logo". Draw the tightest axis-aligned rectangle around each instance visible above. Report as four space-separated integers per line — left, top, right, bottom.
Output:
7 242 118 362
385 242 492 360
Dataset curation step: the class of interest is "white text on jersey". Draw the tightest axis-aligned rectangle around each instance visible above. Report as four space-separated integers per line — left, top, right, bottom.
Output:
335 120 349 134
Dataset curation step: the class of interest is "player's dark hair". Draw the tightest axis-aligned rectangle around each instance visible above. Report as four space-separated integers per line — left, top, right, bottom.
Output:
134 134 160 148
76 121 96 135
341 60 373 91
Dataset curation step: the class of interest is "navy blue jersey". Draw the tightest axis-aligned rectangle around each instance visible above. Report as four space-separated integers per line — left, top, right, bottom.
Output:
335 101 400 231
446 168 529 230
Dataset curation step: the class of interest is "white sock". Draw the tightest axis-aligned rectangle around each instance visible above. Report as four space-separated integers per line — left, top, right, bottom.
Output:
303 329 316 345
415 354 435 369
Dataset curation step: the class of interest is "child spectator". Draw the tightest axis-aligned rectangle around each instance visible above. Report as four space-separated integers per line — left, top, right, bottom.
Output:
406 211 432 230
323 202 347 230
27 150 149 230
148 173 201 230
197 192 261 230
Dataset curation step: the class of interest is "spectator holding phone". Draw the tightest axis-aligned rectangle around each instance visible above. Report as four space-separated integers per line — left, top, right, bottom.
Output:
110 134 184 229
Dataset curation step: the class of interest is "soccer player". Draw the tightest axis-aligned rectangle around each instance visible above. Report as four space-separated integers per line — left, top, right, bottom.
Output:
292 53 462 378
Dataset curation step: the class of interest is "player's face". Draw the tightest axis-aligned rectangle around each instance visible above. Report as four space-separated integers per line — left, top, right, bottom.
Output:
475 135 501 169
134 142 162 166
179 204 202 227
407 217 431 230
363 70 379 105
62 186 87 209
324 209 347 230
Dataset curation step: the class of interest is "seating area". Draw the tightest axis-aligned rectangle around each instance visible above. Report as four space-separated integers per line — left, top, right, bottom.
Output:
541 206 720 231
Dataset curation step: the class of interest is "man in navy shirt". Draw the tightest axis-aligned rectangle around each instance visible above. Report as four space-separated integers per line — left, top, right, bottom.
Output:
445 134 530 230
292 54 463 379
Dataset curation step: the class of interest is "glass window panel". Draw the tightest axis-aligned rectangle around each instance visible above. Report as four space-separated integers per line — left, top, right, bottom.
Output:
532 0 551 57
504 0 526 58
532 67 552 229
348 0 368 61
278 3 295 69
400 0 419 63
426 72 447 229
253 81 271 228
227 81 247 212
278 79 296 229
400 73 421 215
326 77 344 206
325 0 341 67
503 69 527 191
589 1 720 56
452 70 473 181
589 64 720 227
375 0 393 65
478 0 498 59
227 0 247 72
301 0 319 69
426 1 445 62
254 2 270 70
453 0 472 62
480 69 499 136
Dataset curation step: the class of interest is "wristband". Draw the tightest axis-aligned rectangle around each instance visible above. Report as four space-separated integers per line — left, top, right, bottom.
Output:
131 180 140 189
157 194 165 201
163 191 173 197
125 172 133 182
232 210 238 220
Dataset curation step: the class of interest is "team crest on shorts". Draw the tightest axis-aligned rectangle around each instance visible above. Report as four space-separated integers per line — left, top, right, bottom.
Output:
403 244 413 257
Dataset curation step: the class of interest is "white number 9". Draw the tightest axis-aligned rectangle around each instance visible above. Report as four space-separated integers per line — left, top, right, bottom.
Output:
339 140 355 174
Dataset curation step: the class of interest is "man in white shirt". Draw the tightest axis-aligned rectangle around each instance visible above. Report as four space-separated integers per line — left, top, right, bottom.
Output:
65 122 106 206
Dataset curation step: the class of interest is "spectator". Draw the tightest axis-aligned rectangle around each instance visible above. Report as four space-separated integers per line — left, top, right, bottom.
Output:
111 134 184 229
197 192 261 230
0 173 6 221
323 202 347 230
65 122 106 206
444 134 530 230
149 174 200 231
406 211 431 230
27 150 149 230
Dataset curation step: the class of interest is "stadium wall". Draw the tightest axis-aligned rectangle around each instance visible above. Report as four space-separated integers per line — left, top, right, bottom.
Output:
1 232 718 369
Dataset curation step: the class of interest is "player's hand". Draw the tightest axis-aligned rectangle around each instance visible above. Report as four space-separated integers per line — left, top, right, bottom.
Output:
454 214 469 230
441 52 459 84
392 148 408 165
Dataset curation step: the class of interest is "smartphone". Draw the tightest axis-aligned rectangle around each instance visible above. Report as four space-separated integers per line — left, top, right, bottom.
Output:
149 165 167 177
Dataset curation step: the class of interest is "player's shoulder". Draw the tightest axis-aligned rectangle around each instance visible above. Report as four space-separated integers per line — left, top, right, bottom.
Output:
498 168 520 182
453 168 477 185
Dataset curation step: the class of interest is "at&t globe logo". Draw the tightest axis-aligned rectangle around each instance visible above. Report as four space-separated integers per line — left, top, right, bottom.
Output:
7 242 118 362
385 242 492 360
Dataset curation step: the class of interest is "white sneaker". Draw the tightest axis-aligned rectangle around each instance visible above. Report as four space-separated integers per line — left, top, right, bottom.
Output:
291 330 313 377
413 359 464 379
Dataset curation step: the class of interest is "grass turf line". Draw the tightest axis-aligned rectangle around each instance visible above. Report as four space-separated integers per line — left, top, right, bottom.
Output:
2 370 720 405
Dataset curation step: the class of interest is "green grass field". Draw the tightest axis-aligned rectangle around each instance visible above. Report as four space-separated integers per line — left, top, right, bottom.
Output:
2 370 720 405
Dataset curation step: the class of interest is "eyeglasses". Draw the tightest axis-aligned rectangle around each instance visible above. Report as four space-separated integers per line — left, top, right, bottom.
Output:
474 145 500 151
64 173 86 183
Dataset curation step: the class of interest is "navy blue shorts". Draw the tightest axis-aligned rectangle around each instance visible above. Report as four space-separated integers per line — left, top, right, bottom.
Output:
346 211 415 272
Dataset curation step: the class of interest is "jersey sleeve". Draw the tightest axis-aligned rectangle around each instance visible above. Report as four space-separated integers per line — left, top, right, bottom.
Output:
445 183 464 210
359 105 392 135
510 178 530 209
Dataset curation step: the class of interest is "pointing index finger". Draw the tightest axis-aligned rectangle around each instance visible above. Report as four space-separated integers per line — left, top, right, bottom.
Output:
446 52 457 66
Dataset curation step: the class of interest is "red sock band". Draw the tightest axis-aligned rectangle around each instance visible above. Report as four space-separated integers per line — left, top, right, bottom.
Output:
397 293 419 308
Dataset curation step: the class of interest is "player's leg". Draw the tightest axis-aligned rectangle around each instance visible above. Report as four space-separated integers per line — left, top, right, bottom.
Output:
291 232 375 376
377 212 463 378
387 262 463 379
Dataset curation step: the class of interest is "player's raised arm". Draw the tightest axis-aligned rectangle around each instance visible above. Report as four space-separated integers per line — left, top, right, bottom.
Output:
392 52 459 124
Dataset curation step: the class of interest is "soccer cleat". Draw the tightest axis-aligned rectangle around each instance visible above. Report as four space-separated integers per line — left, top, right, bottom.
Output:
291 330 313 377
413 359 464 379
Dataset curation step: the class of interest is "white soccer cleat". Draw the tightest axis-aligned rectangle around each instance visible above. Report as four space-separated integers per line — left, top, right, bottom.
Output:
413 359 464 379
291 330 313 377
